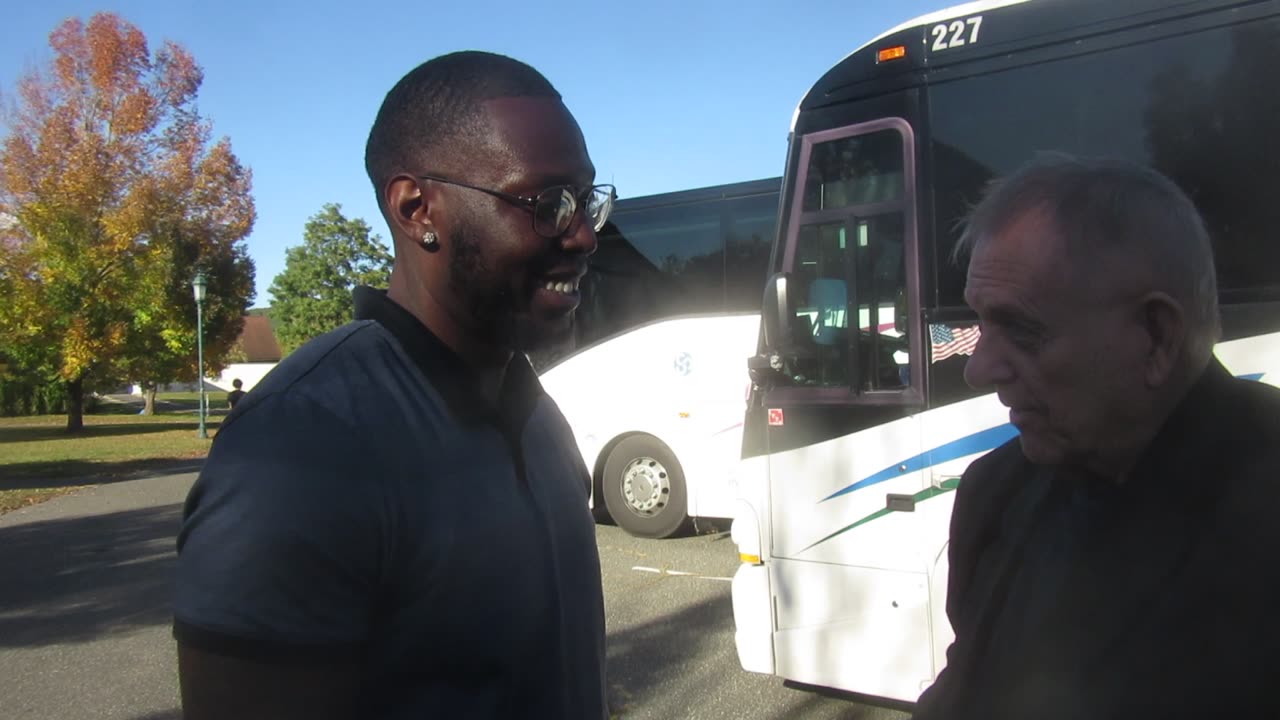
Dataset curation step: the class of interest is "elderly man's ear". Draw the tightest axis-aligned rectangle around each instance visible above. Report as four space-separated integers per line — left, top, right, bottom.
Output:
1139 292 1186 388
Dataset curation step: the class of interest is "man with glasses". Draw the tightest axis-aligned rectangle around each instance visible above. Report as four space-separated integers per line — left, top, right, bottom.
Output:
174 51 612 719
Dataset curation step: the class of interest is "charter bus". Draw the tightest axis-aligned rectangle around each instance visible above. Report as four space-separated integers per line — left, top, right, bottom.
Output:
729 0 1280 703
536 177 780 538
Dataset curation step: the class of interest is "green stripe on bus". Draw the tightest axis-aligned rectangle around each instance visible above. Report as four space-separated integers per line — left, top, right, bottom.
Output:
801 477 961 553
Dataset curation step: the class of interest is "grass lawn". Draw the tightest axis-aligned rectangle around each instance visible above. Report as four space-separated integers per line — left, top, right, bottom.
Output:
0 400 223 515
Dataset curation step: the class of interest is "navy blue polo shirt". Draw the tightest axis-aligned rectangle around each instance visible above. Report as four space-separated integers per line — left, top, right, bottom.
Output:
174 287 608 719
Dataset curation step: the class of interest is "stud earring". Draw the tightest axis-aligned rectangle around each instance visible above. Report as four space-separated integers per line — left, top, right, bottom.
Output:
421 230 438 249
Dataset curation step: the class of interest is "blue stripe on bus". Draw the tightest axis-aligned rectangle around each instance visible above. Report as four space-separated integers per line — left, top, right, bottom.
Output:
820 424 1019 503
817 372 1265 505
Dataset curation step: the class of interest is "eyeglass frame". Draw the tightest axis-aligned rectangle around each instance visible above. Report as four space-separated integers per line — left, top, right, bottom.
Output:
416 173 616 239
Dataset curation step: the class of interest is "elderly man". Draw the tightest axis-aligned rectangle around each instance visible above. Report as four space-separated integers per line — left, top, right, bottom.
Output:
913 154 1280 719
173 52 613 719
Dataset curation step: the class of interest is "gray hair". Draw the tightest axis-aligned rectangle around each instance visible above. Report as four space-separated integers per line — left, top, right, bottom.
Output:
954 153 1220 342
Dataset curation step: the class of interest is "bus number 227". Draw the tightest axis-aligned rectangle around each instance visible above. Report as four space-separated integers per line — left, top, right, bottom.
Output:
931 16 983 52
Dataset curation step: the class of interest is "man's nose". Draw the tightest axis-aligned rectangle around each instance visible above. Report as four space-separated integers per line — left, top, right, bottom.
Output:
560 211 599 257
963 330 1013 389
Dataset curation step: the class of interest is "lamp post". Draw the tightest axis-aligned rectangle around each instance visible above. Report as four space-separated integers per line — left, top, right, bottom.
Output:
192 271 208 439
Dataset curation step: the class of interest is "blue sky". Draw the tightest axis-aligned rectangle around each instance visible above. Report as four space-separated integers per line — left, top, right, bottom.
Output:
1 0 957 306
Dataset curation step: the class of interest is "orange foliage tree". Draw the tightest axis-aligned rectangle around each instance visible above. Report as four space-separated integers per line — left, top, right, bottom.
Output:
0 13 255 430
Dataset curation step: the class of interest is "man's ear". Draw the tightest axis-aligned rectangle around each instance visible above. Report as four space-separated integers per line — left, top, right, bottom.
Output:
385 175 432 242
1139 291 1186 388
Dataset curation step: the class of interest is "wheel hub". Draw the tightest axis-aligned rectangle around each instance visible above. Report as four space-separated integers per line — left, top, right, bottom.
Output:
621 456 670 517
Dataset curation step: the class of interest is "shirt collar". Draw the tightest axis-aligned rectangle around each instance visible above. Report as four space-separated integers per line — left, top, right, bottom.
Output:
352 286 544 428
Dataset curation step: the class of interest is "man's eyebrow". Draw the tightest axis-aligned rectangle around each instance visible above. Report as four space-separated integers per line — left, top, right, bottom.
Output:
985 305 1045 333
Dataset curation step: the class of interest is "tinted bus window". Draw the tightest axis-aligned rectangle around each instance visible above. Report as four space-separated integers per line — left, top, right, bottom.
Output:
931 19 1280 307
724 193 778 312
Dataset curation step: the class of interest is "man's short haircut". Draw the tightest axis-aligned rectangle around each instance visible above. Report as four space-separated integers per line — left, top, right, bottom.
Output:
955 152 1220 336
364 51 561 218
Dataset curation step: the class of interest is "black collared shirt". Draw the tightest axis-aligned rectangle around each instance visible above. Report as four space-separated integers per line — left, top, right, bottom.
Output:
916 359 1280 719
175 287 608 719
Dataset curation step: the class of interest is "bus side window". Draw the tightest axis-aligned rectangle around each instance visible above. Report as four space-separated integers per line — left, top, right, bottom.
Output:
784 126 913 395
787 222 852 387
854 214 908 391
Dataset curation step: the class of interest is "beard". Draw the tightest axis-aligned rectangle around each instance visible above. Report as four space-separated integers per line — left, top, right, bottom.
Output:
447 219 574 353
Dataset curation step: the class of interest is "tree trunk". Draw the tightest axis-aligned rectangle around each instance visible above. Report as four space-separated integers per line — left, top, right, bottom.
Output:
66 375 85 433
143 383 157 415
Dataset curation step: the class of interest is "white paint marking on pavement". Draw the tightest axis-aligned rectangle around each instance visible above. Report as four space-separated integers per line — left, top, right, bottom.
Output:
631 566 733 582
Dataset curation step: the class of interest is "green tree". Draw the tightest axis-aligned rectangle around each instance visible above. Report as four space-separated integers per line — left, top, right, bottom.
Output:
0 13 255 430
269 203 392 354
122 129 256 415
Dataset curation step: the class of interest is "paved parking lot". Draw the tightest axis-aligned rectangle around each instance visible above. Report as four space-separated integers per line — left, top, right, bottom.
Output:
596 521 910 720
0 473 909 719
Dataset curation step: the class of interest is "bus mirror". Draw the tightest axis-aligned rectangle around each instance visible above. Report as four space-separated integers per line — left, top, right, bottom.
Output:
762 272 793 351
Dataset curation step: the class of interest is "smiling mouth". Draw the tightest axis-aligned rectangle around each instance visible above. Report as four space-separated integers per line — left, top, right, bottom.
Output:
543 278 580 294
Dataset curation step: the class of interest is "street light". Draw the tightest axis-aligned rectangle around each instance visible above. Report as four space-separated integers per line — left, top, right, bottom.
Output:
192 270 208 439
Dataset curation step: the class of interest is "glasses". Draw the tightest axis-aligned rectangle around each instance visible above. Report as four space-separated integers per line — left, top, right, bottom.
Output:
418 173 616 239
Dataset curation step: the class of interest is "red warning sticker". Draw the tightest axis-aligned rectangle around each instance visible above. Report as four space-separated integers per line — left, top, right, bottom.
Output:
767 408 785 426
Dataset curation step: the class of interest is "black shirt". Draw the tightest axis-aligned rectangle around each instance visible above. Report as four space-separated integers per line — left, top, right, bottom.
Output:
915 359 1280 719
175 287 608 719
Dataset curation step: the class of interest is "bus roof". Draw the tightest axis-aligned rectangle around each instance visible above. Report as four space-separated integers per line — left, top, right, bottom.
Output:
790 0 1030 132
612 177 780 213
789 0 1255 131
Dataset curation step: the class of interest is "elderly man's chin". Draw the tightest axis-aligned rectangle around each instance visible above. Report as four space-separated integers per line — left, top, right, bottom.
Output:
1016 431 1069 467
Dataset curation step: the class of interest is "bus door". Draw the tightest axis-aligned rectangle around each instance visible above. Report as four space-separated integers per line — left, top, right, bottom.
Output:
750 117 936 697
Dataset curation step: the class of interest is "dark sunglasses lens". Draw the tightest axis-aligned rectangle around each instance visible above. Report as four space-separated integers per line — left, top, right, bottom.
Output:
534 188 576 237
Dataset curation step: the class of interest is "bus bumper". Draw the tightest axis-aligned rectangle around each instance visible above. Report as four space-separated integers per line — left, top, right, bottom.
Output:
732 562 775 675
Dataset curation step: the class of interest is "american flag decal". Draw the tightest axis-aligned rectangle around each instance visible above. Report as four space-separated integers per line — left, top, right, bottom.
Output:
930 324 981 363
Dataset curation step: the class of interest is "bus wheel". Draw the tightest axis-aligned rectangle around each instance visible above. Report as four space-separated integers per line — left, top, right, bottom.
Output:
602 435 689 539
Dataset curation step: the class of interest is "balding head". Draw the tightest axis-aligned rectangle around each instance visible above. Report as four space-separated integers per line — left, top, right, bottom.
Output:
956 153 1220 359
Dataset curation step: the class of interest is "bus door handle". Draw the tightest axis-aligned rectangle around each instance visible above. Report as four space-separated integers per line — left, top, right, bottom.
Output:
886 494 916 512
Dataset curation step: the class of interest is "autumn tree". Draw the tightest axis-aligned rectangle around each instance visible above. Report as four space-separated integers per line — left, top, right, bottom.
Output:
121 130 256 415
0 13 255 430
269 203 392 354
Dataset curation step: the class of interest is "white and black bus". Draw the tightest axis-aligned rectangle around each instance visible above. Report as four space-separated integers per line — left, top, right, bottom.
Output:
730 0 1280 703
537 177 780 538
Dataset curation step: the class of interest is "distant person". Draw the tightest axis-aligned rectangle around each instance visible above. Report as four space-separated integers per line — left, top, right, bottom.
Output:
912 154 1280 719
173 51 613 719
225 378 245 409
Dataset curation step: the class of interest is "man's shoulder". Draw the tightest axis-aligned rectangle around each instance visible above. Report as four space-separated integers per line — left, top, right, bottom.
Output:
958 438 1028 498
236 321 406 404
1209 377 1280 519
1222 375 1280 442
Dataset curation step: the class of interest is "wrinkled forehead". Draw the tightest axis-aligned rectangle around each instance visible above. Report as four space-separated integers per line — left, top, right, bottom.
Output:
968 205 1142 305
969 206 1068 274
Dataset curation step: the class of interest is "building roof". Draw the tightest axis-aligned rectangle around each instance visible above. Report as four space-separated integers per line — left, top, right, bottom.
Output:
238 315 282 362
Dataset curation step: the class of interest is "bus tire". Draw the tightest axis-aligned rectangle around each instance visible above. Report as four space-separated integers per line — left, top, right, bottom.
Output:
601 435 689 539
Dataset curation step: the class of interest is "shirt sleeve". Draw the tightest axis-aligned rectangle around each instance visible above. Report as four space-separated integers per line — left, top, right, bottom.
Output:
173 391 390 663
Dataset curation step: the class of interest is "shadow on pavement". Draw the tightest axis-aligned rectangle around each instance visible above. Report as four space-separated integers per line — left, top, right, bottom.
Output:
0 458 204 490
606 591 731 716
605 585 909 719
0 502 182 649
127 712 182 720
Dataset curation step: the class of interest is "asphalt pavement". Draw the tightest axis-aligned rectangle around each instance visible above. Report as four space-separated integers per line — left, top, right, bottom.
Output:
0 472 908 719
0 472 191 720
